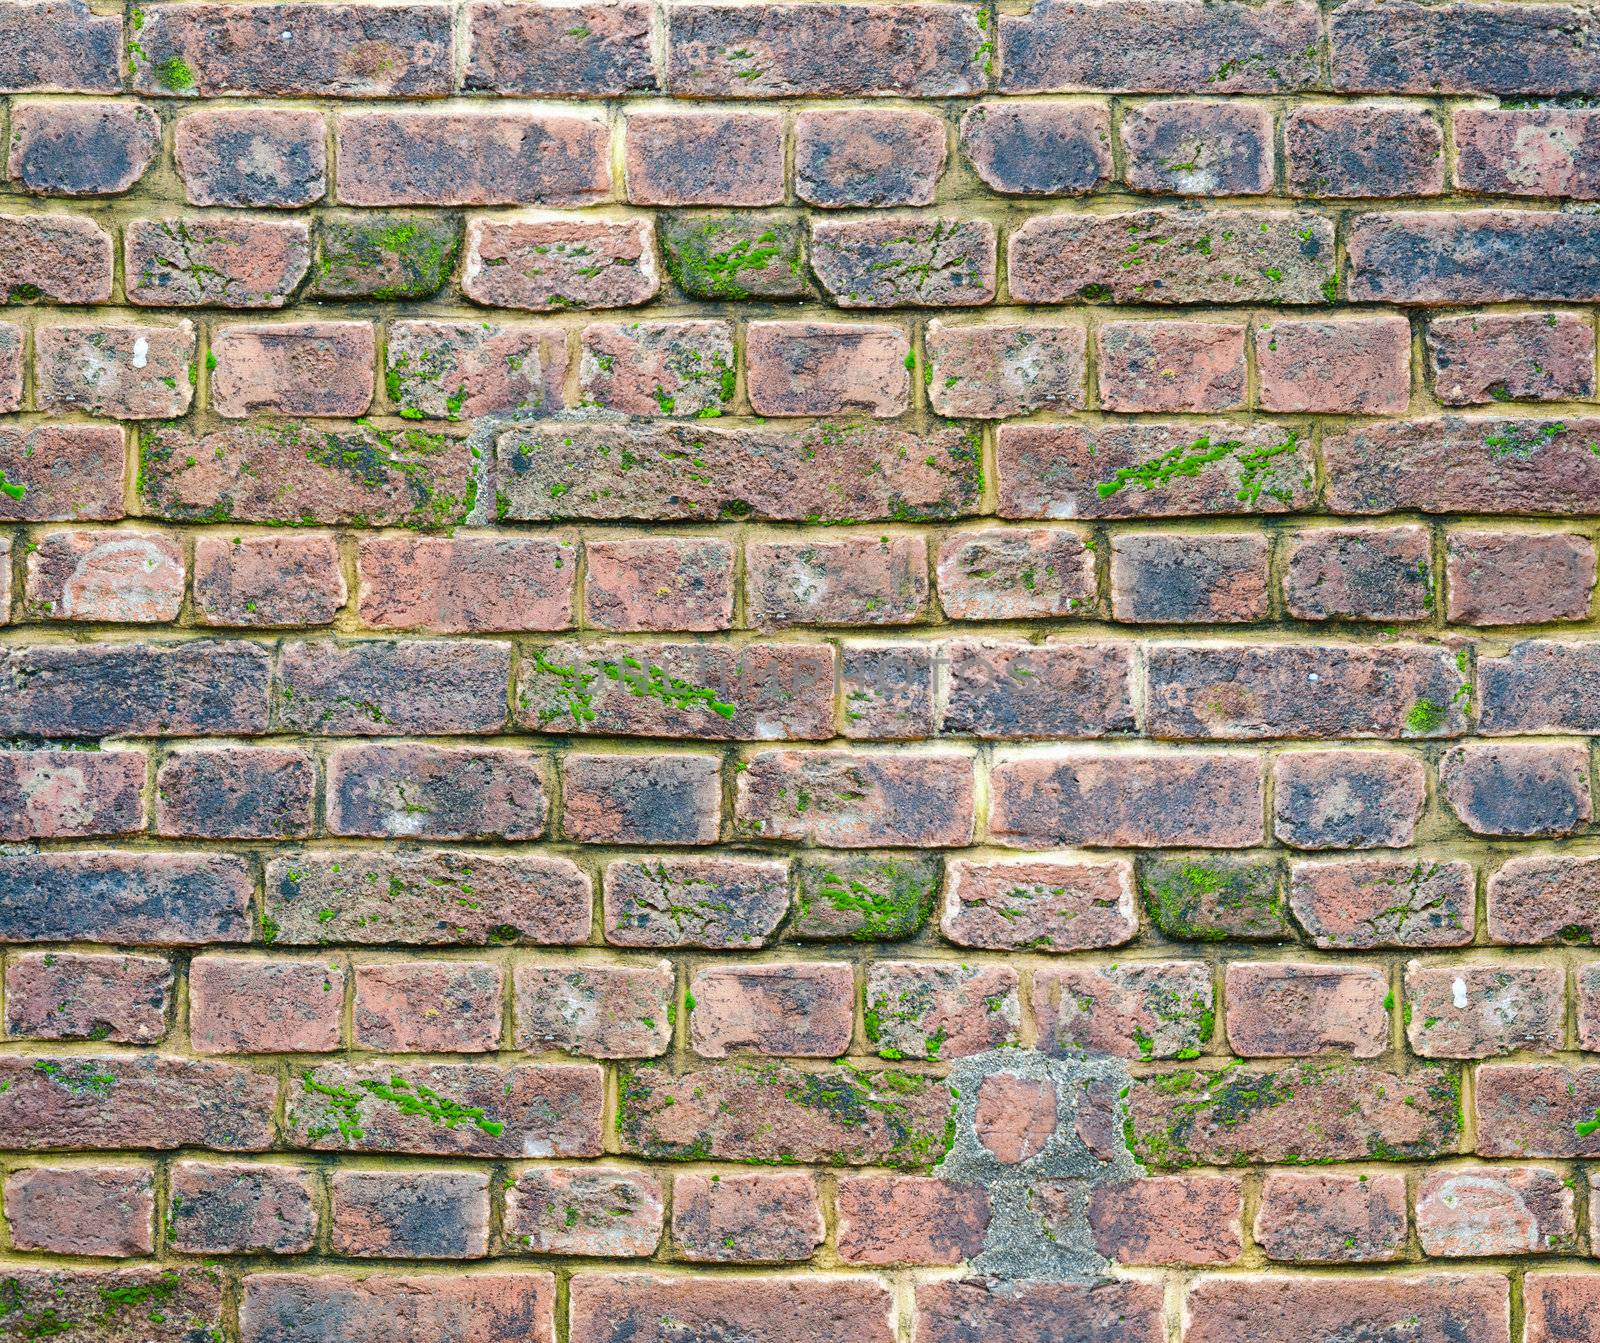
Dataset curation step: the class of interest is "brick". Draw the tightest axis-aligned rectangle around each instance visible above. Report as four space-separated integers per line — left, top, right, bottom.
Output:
748 536 927 627
0 425 119 523
0 851 252 946
465 1 656 96
796 109 946 208
1097 320 1246 412
584 538 734 632
0 210 112 303
1291 858 1475 950
790 852 939 942
288 1061 603 1158
464 217 659 311
1487 853 1600 944
156 745 313 841
5 1165 154 1256
0 321 20 411
661 212 811 301
21 528 180 624
811 217 996 308
1349 211 1600 303
1579 964 1600 1048
579 319 734 417
1110 532 1268 623
1527 1275 1600 1343
242 1273 555 1343
915 1279 1164 1343
513 961 674 1058
1456 108 1600 198
498 421 979 523
1256 317 1412 414
1476 1064 1600 1157
1225 962 1390 1058
943 857 1137 951
0 1054 274 1151
1089 1176 1243 1266
1140 855 1291 943
561 752 720 846
666 3 984 97
505 1167 663 1257
1001 0 1321 93
168 1162 318 1256
1121 100 1272 196
275 639 509 736
840 643 936 740
938 527 1096 619
835 1176 989 1266
1273 749 1426 850
5 952 171 1044
189 955 345 1054
625 112 782 207
0 1269 221 1341
672 1173 823 1262
357 536 573 633
211 320 375 418
1441 742 1591 837
37 321 196 419
989 749 1263 848
0 2 120 93
1255 1171 1407 1263
0 747 144 841
264 850 591 948
973 1072 1057 1163
1407 963 1567 1060
736 748 975 847
1426 312 1595 405
865 961 1019 1059
1286 105 1444 197
1009 208 1333 305
329 743 547 842
941 639 1136 739
1037 961 1212 1061
746 321 908 417
960 102 1111 196
1285 525 1432 622
1417 1165 1577 1259
517 640 833 741
331 1169 489 1260
1125 1062 1462 1167
9 101 159 196
386 319 567 420
1480 640 1600 733
194 534 346 628
176 108 327 208
927 320 1086 418
354 961 503 1053
998 420 1315 520
313 213 459 301
125 216 310 308
603 856 789 949
133 3 453 98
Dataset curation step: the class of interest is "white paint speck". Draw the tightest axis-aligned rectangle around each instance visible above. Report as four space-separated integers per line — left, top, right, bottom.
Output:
1452 976 1468 1008
131 336 148 369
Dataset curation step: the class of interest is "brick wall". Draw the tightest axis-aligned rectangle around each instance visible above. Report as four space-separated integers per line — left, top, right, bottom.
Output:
2 0 1600 1338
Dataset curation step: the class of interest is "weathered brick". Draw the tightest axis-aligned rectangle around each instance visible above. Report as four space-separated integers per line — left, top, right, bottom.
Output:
513 961 674 1059
1441 742 1592 837
1456 107 1600 198
584 538 734 633
1097 320 1247 412
1089 1176 1243 1266
193 534 346 628
1110 532 1268 624
915 1279 1164 1343
241 1272 555 1343
840 643 937 740
176 108 327 208
331 1168 489 1260
1480 639 1600 733
938 527 1096 619
0 747 144 841
562 752 720 846
796 109 946 208
1225 962 1390 1058
465 0 656 96
329 743 548 842
464 217 659 311
746 321 908 417
0 1268 221 1340
927 320 1086 418
9 101 160 197
21 528 181 623
353 961 504 1053
313 213 460 301
973 1072 1058 1164
1140 854 1290 943
505 1167 663 1257
189 955 345 1054
1273 749 1426 850
0 321 20 411
790 852 939 942
661 211 811 300
603 857 789 949
386 319 567 420
357 536 573 633
1350 211 1600 303
941 638 1136 739
211 320 375 418
1286 105 1444 198
0 2 121 93
37 321 196 420
943 857 1137 951
960 102 1111 196
1036 961 1213 1060
579 319 735 417
1285 525 1433 622
865 960 1018 1060
1255 1171 1407 1263
1256 316 1412 414
4 951 171 1044
1406 961 1565 1060
1121 100 1272 196
275 639 510 736
812 216 995 308
748 536 927 627
1427 312 1595 405
1489 854 1600 945
169 1162 317 1256
157 745 315 840
836 1176 990 1266
625 111 783 207
125 216 310 308
1291 858 1475 950
5 1165 154 1256
672 1172 824 1262
0 210 112 303
1527 1275 1600 1343
1475 1064 1600 1158
1578 964 1600 1049
0 424 124 522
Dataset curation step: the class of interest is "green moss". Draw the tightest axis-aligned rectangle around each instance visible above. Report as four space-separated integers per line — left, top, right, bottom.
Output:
1096 431 1305 507
0 469 25 502
315 216 460 300
157 55 195 91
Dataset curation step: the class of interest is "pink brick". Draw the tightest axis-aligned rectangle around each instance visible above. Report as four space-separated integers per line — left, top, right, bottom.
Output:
36 321 196 418
513 961 674 1058
1417 1167 1576 1256
386 319 569 420
579 319 735 418
1096 320 1246 412
604 856 791 949
0 748 145 840
746 321 909 417
671 1173 823 1263
1256 317 1412 413
211 320 375 417
1110 532 1268 623
330 1168 489 1260
926 319 1087 417
1455 107 1600 199
354 961 504 1053
835 1176 990 1265
465 217 659 311
937 527 1097 620
1121 99 1272 196
1404 961 1564 1058
1089 1176 1243 1266
358 536 574 633
941 857 1138 952
506 1167 663 1257
193 534 346 628
188 955 346 1055
1225 962 1390 1058
1447 530 1596 625
5 1165 153 1256
583 538 734 632
1427 311 1596 405
736 749 975 847
865 960 1019 1060
562 752 720 846
0 211 112 303
1527 1274 1600 1343
974 1073 1057 1164
328 743 549 842
1036 961 1213 1061
156 746 315 840
175 107 327 208
126 216 310 309
795 108 946 207
243 1273 554 1343
4 952 172 1044
168 1162 317 1255
625 111 784 206
23 528 184 623
1255 1171 1408 1263
747 535 928 628
1286 105 1445 197
690 963 854 1058
1292 857 1475 949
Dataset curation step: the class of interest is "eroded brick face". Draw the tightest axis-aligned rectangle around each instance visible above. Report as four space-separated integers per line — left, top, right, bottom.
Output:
0 2 1596 1335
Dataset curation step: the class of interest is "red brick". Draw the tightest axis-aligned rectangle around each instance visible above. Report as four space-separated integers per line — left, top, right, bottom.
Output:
1350 210 1600 304
583 538 734 632
983 1075 1060 1161
927 319 1087 417
748 535 927 627
990 749 1264 848
1256 316 1412 413
1121 100 1272 196
465 0 656 96
0 747 145 840
1526 1273 1600 1343
1416 1166 1576 1256
840 643 937 740
791 852 939 942
313 213 459 301
505 1167 663 1257
1290 858 1475 950
579 319 735 417
1225 962 1389 1058
1405 962 1565 1058
193 534 346 628
0 321 20 411
5 1165 154 1257
938 527 1096 620
661 211 810 300
211 320 375 418
1456 107 1600 197
865 961 1018 1060
1476 1064 1600 1158
1285 525 1433 622
1273 749 1426 850
189 955 345 1054
1140 854 1289 942
918 1279 1163 1343
1110 532 1268 623
671 1172 823 1262
276 639 509 736
328 743 548 842
835 1175 989 1266
176 108 327 208
947 639 1136 739
0 211 112 304
1089 1176 1243 1266
0 3 120 93
125 216 310 308
354 961 503 1053
625 111 783 207
603 856 789 949
1096 319 1246 412
960 102 1111 195
1036 961 1212 1061
513 961 674 1058
357 536 573 633
1580 964 1600 1048
21 528 181 623
465 217 659 311
9 100 160 196
562 752 720 846
36 321 196 419
1427 311 1596 405
168 1161 318 1255
811 217 996 308
386 319 568 420
746 321 908 417
1286 105 1445 197
4 951 171 1044
1255 1171 1407 1263
795 108 945 208
0 1269 221 1340
1479 639 1600 733
942 857 1137 951
156 746 315 840
242 1272 554 1343
1441 742 1592 837
736 748 975 847
331 1168 490 1260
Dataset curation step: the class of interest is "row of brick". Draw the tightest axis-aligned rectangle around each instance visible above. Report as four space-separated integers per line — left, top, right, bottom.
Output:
10 98 1600 208
20 0 1600 100
20 206 1600 310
